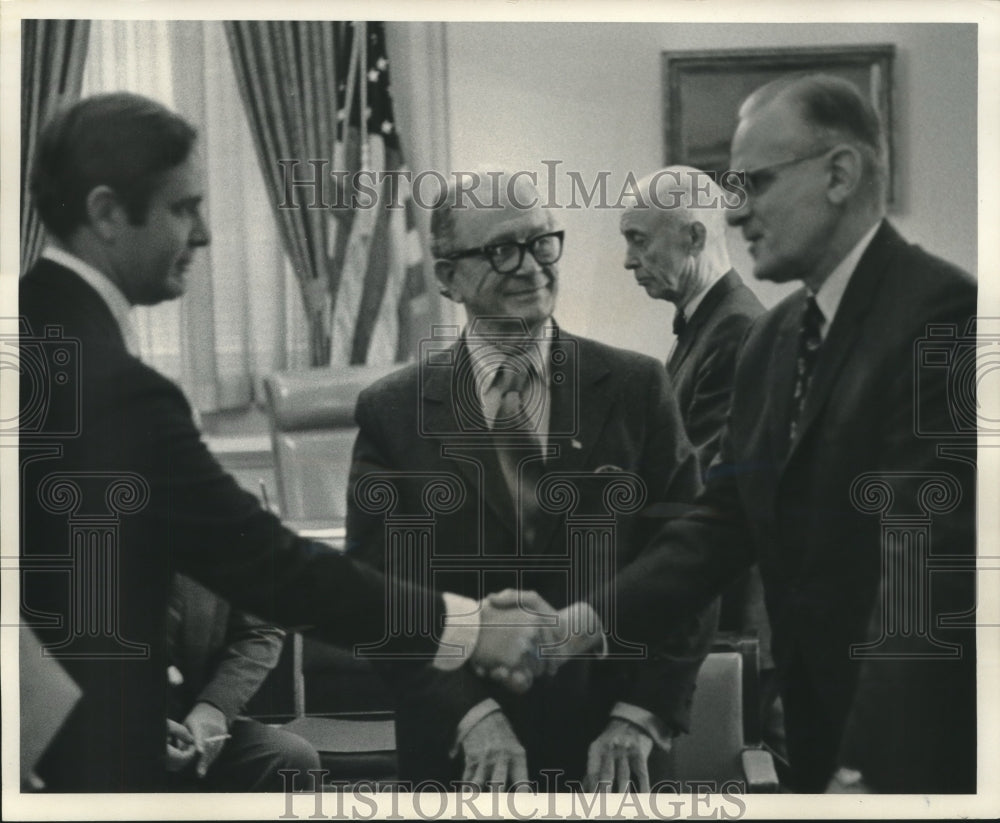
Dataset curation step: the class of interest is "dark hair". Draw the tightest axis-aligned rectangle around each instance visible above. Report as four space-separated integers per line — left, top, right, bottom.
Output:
30 92 198 241
741 73 888 201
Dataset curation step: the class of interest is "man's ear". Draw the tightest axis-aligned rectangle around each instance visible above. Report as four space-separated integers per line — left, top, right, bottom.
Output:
688 221 707 254
85 185 126 242
826 145 863 205
434 259 461 302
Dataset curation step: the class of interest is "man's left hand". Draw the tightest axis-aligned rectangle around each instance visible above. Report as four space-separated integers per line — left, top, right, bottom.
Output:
584 718 655 792
184 702 229 779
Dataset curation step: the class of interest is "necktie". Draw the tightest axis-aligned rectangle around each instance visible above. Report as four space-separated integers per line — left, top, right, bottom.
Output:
789 296 824 442
490 356 545 544
672 309 687 337
491 359 539 433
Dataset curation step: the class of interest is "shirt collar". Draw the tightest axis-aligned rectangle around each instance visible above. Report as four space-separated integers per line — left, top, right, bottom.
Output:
678 271 724 322
41 246 142 357
465 319 554 401
811 221 880 339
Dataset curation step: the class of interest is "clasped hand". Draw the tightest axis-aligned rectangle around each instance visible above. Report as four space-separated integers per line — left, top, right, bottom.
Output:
467 589 602 693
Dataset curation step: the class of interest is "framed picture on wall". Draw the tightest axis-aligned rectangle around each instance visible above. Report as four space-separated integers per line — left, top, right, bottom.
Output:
661 44 895 201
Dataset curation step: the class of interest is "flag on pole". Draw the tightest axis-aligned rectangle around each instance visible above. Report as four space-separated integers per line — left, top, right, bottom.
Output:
328 21 427 366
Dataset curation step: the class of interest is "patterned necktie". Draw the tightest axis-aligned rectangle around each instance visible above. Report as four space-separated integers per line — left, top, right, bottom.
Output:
789 296 824 442
490 356 544 544
491 359 538 433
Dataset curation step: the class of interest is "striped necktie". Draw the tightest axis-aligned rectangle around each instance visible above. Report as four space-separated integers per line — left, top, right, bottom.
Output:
490 356 545 544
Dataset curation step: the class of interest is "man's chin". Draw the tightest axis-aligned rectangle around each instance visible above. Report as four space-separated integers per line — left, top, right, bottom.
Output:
752 261 796 284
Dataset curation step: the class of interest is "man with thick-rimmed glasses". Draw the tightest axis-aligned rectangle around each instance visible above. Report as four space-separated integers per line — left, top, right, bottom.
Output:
344 171 712 791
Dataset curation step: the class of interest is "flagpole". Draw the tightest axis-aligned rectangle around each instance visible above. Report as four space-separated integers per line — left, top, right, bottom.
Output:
359 21 369 170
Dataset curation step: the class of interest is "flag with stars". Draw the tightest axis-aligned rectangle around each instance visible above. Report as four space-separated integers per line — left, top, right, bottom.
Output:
327 21 427 365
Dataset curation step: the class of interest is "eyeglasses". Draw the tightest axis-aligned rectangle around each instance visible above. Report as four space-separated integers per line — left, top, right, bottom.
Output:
443 230 564 275
740 146 837 198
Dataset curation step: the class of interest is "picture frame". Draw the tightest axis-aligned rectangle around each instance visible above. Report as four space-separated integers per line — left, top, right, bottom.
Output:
662 44 895 200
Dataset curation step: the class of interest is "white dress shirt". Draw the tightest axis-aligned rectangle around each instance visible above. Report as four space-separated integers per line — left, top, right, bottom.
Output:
811 221 881 339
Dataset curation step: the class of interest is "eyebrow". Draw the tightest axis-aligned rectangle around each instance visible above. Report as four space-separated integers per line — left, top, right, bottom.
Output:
484 226 550 245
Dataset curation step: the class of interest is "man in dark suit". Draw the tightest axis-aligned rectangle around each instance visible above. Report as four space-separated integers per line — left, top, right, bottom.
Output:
346 172 712 791
18 92 581 792
620 165 764 471
612 74 977 793
620 166 779 748
164 575 319 791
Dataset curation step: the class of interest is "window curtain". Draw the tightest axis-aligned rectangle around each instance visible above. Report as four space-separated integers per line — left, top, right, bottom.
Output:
225 21 432 367
80 20 309 413
224 21 340 366
20 19 91 274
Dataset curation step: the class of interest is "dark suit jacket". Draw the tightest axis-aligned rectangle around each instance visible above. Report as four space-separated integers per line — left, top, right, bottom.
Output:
166 575 284 723
345 328 712 781
667 270 764 474
614 221 977 792
19 259 443 791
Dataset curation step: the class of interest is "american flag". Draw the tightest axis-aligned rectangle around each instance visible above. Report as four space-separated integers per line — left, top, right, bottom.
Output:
327 21 426 365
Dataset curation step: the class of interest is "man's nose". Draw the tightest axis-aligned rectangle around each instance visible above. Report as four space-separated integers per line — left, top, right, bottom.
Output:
623 249 638 270
512 248 542 277
190 212 211 247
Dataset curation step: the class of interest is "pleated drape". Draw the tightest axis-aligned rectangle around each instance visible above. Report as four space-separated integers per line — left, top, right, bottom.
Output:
224 21 340 366
20 19 91 274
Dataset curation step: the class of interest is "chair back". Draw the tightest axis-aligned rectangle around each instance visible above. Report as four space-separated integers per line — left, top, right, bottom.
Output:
658 634 762 787
263 365 399 520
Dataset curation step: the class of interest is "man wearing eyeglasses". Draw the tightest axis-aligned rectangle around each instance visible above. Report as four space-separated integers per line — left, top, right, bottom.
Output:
345 171 710 790
613 74 977 793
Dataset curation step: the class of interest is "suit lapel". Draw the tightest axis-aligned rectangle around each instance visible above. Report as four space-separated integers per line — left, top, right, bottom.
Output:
667 270 737 374
531 333 614 551
420 340 517 532
787 222 893 459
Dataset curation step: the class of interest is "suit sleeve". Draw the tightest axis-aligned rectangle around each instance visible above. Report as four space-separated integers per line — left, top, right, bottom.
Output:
682 313 755 475
107 365 445 658
195 605 286 722
608 359 718 733
605 376 757 648
345 387 494 738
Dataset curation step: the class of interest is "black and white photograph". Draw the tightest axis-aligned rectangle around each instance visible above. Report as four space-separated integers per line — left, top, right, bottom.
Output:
2 1 998 820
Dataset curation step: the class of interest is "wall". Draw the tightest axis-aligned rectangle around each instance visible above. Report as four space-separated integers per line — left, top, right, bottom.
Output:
441 23 977 358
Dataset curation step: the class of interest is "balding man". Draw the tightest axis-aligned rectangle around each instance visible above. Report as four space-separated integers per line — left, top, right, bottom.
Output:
345 172 711 790
621 167 763 477
613 75 976 793
620 167 774 736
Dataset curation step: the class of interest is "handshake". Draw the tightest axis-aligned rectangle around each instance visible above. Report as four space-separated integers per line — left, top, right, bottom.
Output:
465 589 605 693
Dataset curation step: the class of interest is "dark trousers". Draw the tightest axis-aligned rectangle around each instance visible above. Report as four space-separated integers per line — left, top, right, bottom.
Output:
168 718 319 792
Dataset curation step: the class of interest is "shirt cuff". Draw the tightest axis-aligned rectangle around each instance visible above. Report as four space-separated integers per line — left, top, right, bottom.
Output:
563 601 608 658
449 699 503 759
611 702 674 751
433 592 481 671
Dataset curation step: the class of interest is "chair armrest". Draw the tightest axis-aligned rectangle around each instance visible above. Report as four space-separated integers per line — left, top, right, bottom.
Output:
740 747 779 792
